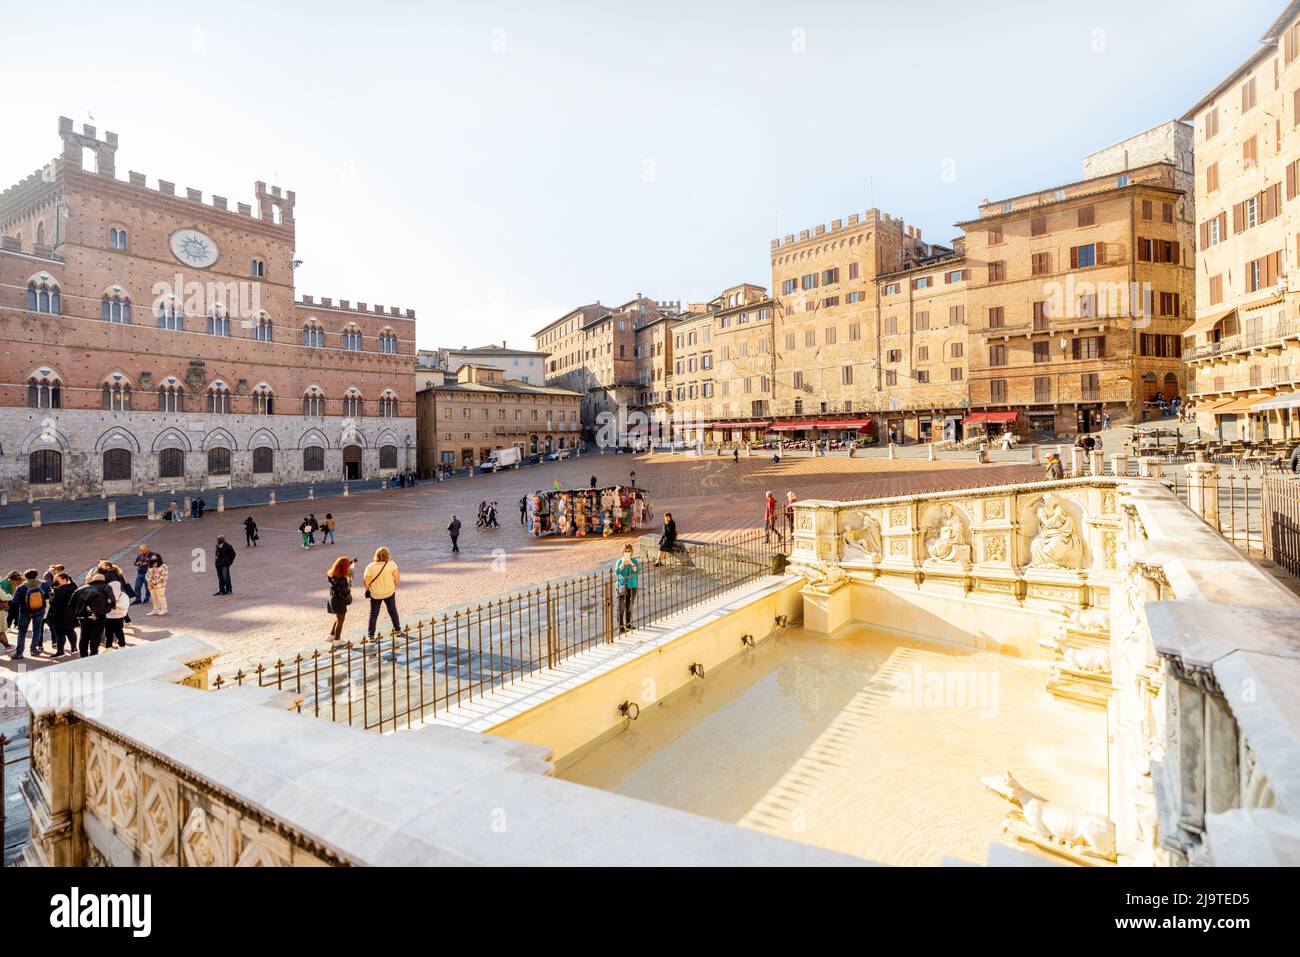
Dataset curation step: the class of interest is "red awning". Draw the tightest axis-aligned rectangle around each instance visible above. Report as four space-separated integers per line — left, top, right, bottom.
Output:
811 419 873 429
768 420 825 431
962 411 1019 426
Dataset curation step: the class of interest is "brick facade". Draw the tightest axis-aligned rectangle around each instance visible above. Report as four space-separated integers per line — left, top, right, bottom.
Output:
0 118 416 497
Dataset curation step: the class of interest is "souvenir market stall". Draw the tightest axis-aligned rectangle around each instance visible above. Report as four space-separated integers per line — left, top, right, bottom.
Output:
526 484 652 537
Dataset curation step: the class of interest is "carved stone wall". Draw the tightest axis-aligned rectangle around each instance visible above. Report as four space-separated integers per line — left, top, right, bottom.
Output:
790 475 1300 867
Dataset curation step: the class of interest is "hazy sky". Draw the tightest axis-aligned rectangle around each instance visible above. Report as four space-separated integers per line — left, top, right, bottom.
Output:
0 0 1283 350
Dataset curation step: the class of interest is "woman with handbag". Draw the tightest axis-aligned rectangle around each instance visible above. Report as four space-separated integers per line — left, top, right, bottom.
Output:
362 547 401 639
326 556 355 642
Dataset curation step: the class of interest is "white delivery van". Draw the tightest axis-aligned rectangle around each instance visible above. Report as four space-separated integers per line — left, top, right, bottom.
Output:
481 447 523 471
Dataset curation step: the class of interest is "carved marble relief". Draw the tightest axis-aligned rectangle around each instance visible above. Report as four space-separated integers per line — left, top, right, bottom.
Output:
1026 493 1084 570
922 503 971 564
841 510 883 558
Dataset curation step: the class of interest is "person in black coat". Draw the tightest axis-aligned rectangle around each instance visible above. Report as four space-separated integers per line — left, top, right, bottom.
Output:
214 537 236 595
72 574 112 657
244 515 259 547
654 512 678 567
326 556 355 642
47 573 79 657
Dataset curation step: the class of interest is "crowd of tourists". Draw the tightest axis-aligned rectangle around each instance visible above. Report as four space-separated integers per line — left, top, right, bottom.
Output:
0 545 170 660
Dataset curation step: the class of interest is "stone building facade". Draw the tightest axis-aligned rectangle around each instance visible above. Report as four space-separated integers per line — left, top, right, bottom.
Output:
767 209 934 437
415 363 583 472
0 118 416 498
957 143 1195 436
871 249 972 443
416 343 547 386
534 295 680 443
1184 1 1300 442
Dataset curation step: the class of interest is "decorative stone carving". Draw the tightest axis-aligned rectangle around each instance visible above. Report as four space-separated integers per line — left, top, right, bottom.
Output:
790 560 849 591
181 807 221 867
889 507 908 527
923 503 970 564
985 499 1005 520
982 771 1117 864
841 511 882 558
1028 493 1084 569
983 535 1006 563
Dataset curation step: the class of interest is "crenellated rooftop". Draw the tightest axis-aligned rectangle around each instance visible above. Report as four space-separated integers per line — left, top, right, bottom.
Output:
771 208 922 249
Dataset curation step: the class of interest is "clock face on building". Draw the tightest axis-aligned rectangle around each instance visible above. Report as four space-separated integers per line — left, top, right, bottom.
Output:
169 228 220 269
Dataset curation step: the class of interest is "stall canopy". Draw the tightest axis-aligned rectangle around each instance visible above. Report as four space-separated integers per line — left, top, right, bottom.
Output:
1250 392 1300 412
768 420 825 431
706 420 771 429
961 411 1019 426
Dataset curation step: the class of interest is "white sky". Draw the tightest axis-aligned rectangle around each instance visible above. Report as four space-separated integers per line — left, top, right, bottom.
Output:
0 0 1282 350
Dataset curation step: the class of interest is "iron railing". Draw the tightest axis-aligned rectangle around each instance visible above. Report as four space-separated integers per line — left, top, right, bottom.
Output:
214 531 782 733
1263 474 1300 578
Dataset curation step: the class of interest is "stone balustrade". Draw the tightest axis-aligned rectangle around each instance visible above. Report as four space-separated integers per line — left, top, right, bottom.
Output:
14 637 858 868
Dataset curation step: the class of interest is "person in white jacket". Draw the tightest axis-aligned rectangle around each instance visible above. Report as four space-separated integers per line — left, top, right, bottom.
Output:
146 555 169 616
104 579 130 649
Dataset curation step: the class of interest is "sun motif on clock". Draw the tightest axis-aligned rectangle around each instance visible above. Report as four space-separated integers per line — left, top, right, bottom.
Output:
169 228 220 269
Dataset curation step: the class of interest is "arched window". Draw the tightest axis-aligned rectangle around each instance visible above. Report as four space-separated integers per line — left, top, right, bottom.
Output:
379 445 398 469
159 447 185 478
253 314 273 342
251 258 266 278
207 382 231 414
206 305 231 337
342 325 363 351
29 449 62 485
252 384 274 415
101 290 132 323
156 297 184 331
303 446 325 472
303 321 324 348
27 372 62 409
26 277 61 314
158 378 185 413
109 227 128 251
252 446 274 473
207 447 231 475
342 388 363 417
102 379 132 411
103 448 132 481
302 387 325 416
378 330 399 354
378 390 399 418
36 222 45 246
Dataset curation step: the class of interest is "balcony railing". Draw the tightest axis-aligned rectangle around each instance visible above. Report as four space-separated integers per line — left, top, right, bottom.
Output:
1185 317 1300 363
1190 362 1300 396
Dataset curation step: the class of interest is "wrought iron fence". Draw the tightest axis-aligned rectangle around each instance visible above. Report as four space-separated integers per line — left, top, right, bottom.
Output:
1263 474 1300 578
214 531 782 733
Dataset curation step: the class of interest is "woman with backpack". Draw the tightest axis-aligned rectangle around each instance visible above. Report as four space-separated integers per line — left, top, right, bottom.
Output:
12 569 51 659
326 556 355 642
299 517 314 549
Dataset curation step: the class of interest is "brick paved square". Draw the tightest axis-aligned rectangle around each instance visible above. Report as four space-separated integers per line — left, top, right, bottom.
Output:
0 454 1036 711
